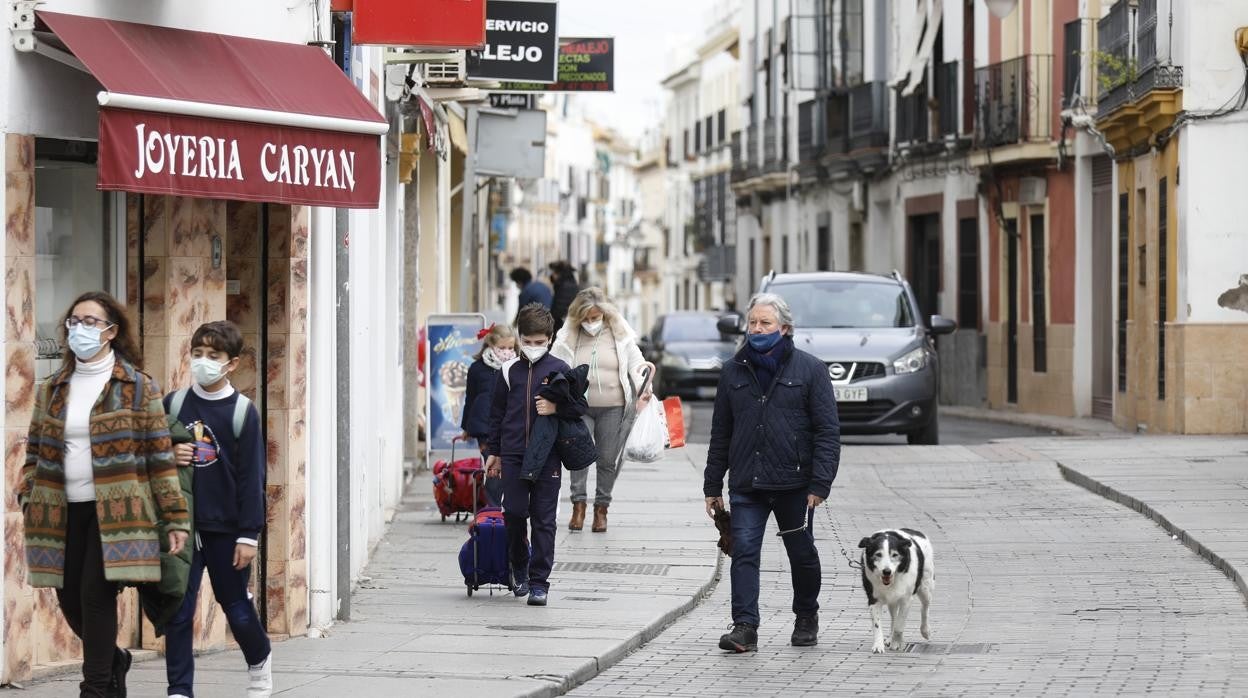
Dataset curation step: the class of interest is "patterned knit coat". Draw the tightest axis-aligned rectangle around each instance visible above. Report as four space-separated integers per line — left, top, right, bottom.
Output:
19 358 190 588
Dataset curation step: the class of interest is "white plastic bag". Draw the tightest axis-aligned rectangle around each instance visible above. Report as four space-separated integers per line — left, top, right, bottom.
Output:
624 397 668 463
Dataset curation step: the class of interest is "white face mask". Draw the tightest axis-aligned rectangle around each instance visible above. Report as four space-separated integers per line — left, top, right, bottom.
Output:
521 345 548 363
582 320 604 336
191 357 230 387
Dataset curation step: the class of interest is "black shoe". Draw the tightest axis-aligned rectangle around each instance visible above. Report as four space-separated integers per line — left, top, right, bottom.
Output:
107 647 132 697
527 588 548 606
718 623 758 653
791 614 818 647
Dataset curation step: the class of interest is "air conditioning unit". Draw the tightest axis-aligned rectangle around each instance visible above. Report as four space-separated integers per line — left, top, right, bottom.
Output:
423 53 465 86
1019 176 1047 205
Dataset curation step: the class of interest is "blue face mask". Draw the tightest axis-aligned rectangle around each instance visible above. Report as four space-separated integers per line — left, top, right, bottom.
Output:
747 330 782 352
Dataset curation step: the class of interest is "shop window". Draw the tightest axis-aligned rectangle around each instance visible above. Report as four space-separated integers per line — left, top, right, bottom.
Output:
34 146 122 381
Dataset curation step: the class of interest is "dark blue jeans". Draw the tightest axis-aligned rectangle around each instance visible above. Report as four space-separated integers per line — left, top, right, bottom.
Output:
165 531 271 697
501 455 561 591
728 488 821 627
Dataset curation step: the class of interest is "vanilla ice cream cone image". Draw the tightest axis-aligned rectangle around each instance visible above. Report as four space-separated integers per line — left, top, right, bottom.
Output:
440 360 469 424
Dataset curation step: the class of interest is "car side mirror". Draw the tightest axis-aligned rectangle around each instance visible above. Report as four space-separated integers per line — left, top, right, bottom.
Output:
929 315 958 336
717 313 744 335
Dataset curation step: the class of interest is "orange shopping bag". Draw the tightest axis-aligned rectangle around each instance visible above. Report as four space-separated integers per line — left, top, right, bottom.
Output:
663 397 685 449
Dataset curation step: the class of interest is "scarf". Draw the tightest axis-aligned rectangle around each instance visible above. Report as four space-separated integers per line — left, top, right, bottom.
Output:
482 347 513 371
745 335 794 392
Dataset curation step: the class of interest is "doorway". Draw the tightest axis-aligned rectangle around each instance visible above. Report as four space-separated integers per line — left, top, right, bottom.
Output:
907 213 941 320
1006 219 1019 403
1091 156 1114 419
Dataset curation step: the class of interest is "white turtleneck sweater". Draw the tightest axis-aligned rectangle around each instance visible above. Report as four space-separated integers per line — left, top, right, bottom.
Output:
64 351 116 502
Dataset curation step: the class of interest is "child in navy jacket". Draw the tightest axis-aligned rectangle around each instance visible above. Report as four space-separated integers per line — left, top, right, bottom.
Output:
461 323 516 506
163 321 272 698
485 304 574 607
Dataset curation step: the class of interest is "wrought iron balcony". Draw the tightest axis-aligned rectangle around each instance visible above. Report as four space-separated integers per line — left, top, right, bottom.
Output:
974 54 1054 149
897 80 930 145
1095 0 1182 118
698 244 736 282
848 81 889 151
798 99 821 163
763 118 787 173
730 130 747 183
936 61 960 137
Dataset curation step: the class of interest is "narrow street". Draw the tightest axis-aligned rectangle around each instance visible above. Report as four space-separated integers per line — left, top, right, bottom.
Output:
572 432 1248 697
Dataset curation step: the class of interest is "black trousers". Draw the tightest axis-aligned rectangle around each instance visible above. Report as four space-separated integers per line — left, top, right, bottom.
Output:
56 501 120 698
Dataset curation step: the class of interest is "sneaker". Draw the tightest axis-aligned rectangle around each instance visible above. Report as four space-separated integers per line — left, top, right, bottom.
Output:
107 646 131 697
247 653 273 697
527 588 548 606
791 614 819 647
511 567 530 598
718 623 758 653
513 581 530 598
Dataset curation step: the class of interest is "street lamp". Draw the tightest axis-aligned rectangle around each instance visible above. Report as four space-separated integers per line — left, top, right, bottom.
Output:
985 0 1018 19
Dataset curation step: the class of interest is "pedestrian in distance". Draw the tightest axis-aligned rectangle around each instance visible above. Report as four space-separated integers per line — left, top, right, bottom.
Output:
511 267 553 321
18 291 190 698
549 260 581 334
704 293 841 652
164 321 273 697
551 288 654 532
461 323 517 506
485 303 582 606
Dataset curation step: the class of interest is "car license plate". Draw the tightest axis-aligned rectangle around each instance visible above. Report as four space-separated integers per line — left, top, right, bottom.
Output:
834 386 868 402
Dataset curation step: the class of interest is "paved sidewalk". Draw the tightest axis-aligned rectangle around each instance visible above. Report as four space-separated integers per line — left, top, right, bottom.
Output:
15 445 719 697
573 440 1248 696
1034 436 1248 603
941 405 1125 437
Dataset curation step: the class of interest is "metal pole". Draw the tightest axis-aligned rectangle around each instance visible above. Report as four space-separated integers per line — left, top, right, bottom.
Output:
334 207 351 621
459 107 479 311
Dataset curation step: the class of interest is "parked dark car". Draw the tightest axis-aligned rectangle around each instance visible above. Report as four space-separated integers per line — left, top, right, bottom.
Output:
722 271 957 444
640 312 739 399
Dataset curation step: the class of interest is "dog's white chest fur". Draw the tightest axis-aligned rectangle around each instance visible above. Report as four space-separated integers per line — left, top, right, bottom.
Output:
859 528 936 653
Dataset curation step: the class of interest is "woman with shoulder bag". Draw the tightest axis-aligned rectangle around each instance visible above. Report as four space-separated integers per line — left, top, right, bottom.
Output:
551 288 653 532
18 291 190 697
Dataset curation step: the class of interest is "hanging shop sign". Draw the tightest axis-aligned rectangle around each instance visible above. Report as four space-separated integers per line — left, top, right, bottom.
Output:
426 314 488 458
352 0 487 49
497 37 614 92
467 0 560 83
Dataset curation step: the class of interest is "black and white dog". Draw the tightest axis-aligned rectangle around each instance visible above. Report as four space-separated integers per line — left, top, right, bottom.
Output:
858 528 934 653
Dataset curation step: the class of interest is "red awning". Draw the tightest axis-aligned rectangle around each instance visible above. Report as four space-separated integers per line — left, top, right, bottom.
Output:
36 11 388 209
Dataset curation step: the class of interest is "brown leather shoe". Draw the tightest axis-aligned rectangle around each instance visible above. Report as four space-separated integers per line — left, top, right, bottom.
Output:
592 505 608 532
569 502 587 531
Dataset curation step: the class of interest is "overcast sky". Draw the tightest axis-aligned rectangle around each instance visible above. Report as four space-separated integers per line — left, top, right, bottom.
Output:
555 0 719 140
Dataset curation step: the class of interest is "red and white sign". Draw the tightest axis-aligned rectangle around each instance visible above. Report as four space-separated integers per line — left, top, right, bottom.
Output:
352 0 487 48
99 109 381 209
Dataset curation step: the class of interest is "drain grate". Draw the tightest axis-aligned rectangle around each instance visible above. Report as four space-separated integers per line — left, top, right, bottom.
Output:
552 561 670 576
487 625 561 632
564 596 609 602
905 642 994 655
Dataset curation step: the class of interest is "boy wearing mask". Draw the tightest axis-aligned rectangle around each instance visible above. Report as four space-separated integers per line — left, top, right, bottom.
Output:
163 321 272 697
485 303 576 606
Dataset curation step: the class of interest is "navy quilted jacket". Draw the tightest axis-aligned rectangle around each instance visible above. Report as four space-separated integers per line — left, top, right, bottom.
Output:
704 338 841 499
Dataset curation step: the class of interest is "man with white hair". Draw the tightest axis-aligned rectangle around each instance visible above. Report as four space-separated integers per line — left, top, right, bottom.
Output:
704 293 841 652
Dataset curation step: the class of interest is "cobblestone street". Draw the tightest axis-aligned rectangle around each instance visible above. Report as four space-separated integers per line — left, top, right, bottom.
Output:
572 441 1248 697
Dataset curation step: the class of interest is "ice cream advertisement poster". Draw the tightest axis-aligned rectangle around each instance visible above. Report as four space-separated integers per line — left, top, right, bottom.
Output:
426 314 486 458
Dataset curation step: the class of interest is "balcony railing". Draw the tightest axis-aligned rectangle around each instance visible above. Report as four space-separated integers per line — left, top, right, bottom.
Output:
936 61 960 137
974 54 1053 148
698 244 736 282
762 117 787 173
1096 0 1181 117
848 81 889 151
897 80 929 144
798 99 821 163
730 130 746 183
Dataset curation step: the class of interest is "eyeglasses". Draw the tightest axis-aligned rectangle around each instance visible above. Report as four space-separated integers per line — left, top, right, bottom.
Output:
65 315 114 330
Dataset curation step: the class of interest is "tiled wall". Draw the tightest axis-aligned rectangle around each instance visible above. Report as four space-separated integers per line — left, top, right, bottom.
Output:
226 202 308 639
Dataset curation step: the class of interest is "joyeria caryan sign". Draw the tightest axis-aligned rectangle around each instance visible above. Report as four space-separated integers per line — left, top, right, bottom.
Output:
99 108 382 208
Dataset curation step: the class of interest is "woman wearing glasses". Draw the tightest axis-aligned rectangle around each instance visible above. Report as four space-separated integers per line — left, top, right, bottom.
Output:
18 291 190 697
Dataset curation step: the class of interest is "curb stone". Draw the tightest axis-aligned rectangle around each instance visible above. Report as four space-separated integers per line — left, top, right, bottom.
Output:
942 406 1123 437
1057 462 1248 608
517 551 725 697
